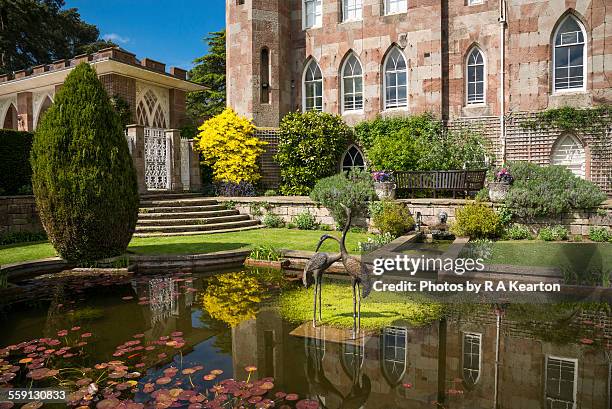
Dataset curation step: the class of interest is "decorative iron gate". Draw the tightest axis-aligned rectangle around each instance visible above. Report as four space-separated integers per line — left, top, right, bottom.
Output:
144 127 171 190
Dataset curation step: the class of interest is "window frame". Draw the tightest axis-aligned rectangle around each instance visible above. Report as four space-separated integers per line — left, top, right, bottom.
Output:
341 144 366 172
552 15 587 94
465 47 486 106
342 0 363 22
462 332 482 386
341 53 364 114
303 0 323 30
302 59 324 112
467 0 484 5
544 355 578 409
384 0 408 15
383 47 409 110
381 326 408 386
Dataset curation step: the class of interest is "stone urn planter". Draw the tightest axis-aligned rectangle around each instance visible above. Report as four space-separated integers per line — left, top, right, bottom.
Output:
488 182 510 203
374 181 397 200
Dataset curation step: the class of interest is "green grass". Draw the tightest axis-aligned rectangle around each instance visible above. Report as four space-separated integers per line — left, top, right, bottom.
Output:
0 228 373 266
486 241 612 270
278 282 444 330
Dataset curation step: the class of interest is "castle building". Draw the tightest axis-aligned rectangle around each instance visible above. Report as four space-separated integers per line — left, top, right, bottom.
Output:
0 47 205 193
226 0 612 193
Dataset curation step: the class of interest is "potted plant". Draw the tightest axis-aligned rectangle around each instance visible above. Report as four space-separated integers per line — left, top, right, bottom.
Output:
372 171 396 200
489 168 513 202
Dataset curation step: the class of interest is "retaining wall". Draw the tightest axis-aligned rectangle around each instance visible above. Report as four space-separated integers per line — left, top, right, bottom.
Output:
0 195 43 236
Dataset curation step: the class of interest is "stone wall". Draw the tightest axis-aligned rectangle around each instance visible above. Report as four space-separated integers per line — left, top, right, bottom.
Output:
0 195 43 236
219 196 612 236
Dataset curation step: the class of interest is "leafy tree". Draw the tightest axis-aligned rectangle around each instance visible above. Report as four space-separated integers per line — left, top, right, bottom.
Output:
276 111 350 195
187 30 226 122
31 63 139 263
0 0 111 74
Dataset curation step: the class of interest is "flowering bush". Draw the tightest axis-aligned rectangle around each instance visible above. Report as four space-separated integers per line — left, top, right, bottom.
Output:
372 171 393 183
214 180 256 197
195 108 267 184
495 168 513 184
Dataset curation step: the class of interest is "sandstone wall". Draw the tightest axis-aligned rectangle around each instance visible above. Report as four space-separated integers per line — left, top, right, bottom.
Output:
0 195 43 236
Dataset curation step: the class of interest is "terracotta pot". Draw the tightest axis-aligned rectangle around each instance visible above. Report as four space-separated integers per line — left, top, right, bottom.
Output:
488 182 510 203
374 181 396 200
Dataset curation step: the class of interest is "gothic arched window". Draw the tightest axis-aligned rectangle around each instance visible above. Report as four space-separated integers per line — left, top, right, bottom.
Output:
553 15 586 92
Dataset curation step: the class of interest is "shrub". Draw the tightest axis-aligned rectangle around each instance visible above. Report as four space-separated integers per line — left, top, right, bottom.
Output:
538 226 569 242
30 64 139 263
450 203 501 239
0 130 33 195
264 189 277 197
369 200 415 238
263 213 285 228
355 232 395 252
355 114 491 171
195 108 267 184
276 111 350 195
0 231 47 246
293 211 317 230
214 181 256 197
475 188 489 202
249 245 282 261
504 162 606 218
504 224 533 240
588 227 611 243
310 169 376 228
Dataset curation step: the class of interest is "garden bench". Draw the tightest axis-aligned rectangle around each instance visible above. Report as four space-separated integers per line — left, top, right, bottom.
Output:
394 170 486 198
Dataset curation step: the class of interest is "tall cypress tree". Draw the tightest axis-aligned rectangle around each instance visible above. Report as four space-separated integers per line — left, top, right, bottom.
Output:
31 63 139 263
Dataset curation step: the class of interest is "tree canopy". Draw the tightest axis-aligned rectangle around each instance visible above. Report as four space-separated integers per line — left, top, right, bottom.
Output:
0 0 112 74
187 30 226 123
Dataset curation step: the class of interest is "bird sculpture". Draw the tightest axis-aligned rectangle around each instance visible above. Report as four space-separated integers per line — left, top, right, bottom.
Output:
302 226 345 327
305 204 372 337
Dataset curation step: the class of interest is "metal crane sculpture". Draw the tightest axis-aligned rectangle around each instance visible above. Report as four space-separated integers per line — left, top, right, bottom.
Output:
304 204 373 337
302 223 347 327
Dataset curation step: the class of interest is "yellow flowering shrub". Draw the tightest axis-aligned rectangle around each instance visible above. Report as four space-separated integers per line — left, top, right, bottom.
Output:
195 108 267 183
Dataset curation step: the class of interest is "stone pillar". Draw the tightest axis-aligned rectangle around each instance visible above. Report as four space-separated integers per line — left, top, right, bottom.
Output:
16 92 33 131
126 124 147 194
189 140 202 192
166 129 183 192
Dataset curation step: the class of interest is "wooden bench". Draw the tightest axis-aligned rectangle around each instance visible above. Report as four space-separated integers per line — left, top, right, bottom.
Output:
394 170 486 198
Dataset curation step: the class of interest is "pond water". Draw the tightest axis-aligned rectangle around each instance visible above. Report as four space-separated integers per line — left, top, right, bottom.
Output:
0 268 610 408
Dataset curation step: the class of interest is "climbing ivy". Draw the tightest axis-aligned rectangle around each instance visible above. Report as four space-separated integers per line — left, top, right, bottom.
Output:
521 104 611 136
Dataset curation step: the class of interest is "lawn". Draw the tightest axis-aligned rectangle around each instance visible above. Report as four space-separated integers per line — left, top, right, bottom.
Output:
485 241 612 271
0 228 373 266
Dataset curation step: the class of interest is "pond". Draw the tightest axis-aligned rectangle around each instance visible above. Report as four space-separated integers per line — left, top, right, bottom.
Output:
0 268 609 408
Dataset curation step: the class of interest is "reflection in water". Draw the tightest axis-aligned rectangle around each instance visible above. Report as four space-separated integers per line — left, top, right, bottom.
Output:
0 270 610 409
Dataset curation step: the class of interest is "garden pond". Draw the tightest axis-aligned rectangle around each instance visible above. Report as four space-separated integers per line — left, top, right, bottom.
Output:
0 268 610 408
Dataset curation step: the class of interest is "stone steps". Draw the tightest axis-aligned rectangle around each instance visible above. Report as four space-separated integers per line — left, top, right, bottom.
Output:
135 194 260 237
137 214 251 227
138 209 240 219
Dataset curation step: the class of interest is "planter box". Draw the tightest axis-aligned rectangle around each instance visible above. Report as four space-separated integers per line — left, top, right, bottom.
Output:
245 258 290 270
374 182 396 200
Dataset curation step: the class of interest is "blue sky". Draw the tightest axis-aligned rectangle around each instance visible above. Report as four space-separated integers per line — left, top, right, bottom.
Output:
65 0 226 70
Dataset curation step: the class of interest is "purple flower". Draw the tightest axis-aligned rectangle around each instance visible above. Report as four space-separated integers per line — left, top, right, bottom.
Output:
372 171 393 183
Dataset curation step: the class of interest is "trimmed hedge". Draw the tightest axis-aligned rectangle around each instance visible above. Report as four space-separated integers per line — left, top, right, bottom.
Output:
0 130 33 195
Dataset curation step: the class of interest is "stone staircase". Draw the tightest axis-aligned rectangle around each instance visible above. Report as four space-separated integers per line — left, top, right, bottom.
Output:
134 193 262 238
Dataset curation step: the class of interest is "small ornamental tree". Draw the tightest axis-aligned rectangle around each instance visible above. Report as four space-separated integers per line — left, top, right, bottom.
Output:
276 111 350 195
30 63 139 263
195 108 267 184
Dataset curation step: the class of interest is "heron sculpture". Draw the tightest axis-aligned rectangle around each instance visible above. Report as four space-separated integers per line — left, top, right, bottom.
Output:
304 204 372 337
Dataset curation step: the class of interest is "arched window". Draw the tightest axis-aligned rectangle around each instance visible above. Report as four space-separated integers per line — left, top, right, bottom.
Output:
35 96 53 129
466 47 485 104
551 134 586 178
342 54 363 113
462 333 481 387
137 89 167 129
261 48 271 104
303 60 323 112
553 15 586 92
381 327 407 386
384 47 408 109
3 104 17 130
341 342 364 378
341 145 365 172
